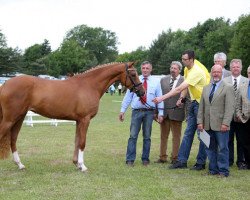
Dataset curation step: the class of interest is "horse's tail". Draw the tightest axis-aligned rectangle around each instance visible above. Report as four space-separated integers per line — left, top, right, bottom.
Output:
0 85 3 121
0 85 11 159
0 135 11 159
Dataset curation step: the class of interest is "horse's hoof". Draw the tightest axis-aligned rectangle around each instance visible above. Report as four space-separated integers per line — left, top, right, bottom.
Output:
80 166 88 173
77 163 88 172
15 162 25 170
19 164 25 170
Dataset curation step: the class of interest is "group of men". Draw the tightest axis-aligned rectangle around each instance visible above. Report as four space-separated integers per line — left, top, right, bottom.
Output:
119 50 250 177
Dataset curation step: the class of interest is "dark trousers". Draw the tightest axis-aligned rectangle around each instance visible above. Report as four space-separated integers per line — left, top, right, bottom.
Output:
237 119 250 168
228 121 245 166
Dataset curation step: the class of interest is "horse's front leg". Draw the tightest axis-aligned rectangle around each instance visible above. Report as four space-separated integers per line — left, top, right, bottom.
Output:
13 151 25 170
75 117 90 172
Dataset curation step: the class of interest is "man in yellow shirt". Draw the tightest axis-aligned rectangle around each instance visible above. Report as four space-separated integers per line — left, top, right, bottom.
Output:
153 50 208 170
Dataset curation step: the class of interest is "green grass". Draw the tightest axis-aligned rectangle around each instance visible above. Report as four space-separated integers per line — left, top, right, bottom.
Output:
1 94 249 200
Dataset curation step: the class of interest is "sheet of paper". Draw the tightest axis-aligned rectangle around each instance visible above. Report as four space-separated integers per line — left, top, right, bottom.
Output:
200 130 210 148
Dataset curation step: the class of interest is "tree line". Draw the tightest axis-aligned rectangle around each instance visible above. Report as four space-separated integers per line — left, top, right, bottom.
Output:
0 14 249 77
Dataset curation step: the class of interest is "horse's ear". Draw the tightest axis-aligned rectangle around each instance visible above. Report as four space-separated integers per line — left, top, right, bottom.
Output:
131 61 137 66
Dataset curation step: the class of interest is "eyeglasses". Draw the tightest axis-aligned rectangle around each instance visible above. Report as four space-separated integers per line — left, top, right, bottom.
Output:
181 58 190 61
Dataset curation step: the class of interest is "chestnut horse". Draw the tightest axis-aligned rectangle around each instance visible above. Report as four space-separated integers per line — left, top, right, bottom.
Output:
0 62 144 172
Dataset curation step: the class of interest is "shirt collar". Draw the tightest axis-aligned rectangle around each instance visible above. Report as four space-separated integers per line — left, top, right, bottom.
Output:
232 75 241 82
140 75 151 81
212 79 222 87
171 74 180 80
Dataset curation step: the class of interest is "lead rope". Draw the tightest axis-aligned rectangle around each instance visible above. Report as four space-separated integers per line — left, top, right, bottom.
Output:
139 96 180 110
139 97 188 124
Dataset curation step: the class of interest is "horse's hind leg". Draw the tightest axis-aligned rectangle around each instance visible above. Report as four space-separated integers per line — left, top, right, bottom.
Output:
11 115 26 170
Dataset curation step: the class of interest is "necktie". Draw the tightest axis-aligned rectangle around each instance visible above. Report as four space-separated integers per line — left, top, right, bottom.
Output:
141 78 147 104
169 77 175 90
233 78 237 92
209 83 216 103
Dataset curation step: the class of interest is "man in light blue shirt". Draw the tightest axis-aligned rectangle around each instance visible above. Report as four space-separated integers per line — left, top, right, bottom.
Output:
119 61 164 166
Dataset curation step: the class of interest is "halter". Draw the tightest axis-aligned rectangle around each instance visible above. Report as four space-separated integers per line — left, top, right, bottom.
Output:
125 63 143 97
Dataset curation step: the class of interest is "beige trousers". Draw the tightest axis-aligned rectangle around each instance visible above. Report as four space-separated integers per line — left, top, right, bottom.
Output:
159 117 182 162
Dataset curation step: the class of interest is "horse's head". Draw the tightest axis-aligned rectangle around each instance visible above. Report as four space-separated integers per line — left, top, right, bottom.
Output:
123 62 145 97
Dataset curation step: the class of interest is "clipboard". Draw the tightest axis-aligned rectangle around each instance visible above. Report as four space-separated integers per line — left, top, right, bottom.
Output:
200 130 210 148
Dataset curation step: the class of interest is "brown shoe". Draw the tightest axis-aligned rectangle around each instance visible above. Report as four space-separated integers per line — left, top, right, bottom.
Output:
154 159 167 164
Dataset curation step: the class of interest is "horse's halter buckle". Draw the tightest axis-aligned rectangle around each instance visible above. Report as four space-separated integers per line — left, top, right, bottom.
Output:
125 63 143 97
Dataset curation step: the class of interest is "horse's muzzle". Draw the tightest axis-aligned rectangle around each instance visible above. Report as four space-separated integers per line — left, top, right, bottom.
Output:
134 88 145 97
129 82 145 97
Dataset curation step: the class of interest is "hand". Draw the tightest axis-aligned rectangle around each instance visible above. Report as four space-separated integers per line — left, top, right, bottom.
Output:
152 96 163 104
234 116 242 123
197 124 203 131
220 124 229 132
176 98 183 107
157 116 164 124
119 112 125 122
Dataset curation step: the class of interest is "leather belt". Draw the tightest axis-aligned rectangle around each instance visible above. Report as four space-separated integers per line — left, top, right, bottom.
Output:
133 108 155 112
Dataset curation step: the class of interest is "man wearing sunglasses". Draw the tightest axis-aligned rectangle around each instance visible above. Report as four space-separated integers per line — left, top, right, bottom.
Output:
153 50 208 170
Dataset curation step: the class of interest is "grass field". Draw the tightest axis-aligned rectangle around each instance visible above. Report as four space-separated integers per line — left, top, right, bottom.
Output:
0 94 249 200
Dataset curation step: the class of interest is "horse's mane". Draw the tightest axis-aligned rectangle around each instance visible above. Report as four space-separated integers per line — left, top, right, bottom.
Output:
72 62 123 78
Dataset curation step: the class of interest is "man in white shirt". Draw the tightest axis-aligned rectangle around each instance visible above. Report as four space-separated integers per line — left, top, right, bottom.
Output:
223 59 249 169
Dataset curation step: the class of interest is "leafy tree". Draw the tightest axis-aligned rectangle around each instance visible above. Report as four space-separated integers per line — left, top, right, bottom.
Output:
0 30 24 75
65 24 118 65
229 14 250 76
22 39 52 75
202 19 232 69
185 18 233 70
201 22 233 70
148 29 187 75
41 39 52 56
0 30 7 48
24 44 43 62
43 39 90 76
42 51 62 77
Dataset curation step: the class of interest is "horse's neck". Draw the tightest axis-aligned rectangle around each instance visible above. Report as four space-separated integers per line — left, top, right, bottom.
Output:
80 64 124 95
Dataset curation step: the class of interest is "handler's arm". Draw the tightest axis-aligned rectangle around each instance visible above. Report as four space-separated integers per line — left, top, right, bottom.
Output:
153 81 189 104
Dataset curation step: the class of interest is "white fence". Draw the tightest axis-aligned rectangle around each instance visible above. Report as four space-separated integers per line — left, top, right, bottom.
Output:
24 111 75 127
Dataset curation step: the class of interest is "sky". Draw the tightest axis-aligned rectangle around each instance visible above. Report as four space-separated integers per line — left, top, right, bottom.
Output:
0 0 249 53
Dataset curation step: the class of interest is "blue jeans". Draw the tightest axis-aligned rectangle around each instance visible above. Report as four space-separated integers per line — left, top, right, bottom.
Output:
206 130 229 176
177 101 207 164
126 110 154 162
